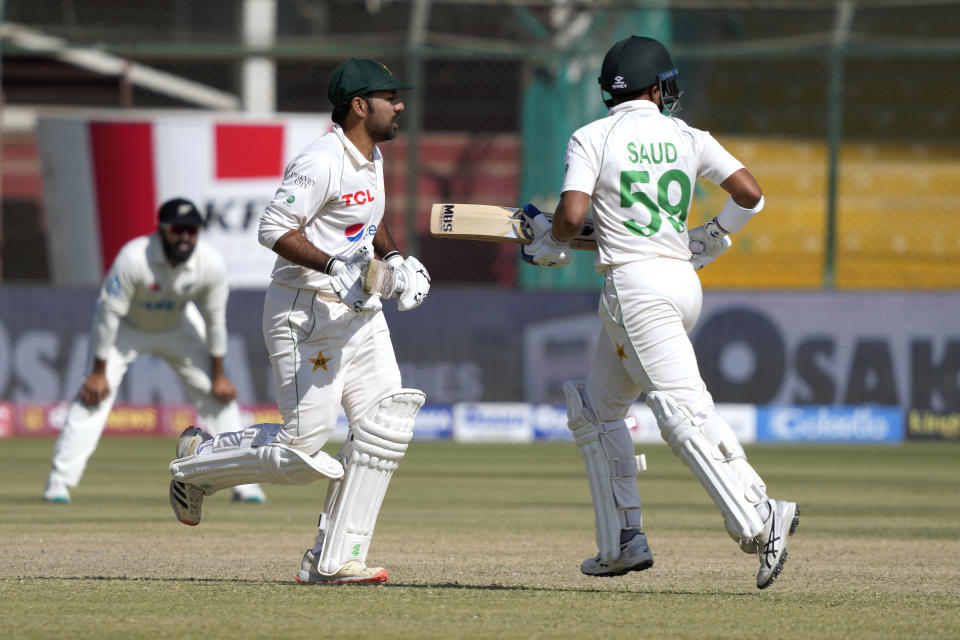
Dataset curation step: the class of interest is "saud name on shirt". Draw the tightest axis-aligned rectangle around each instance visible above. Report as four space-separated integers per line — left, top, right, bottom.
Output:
627 141 678 164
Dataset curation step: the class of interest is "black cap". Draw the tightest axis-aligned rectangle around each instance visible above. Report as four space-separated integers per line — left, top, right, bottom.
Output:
328 58 412 107
158 198 203 226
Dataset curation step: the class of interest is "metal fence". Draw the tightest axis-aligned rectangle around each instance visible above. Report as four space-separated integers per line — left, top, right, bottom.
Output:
2 0 958 289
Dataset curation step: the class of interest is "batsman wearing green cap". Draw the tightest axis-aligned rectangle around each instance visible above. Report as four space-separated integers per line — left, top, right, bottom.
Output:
167 59 430 585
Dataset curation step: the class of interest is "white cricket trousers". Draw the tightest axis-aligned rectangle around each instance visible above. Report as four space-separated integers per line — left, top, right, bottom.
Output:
586 257 766 499
586 257 709 420
261 281 402 457
50 309 241 487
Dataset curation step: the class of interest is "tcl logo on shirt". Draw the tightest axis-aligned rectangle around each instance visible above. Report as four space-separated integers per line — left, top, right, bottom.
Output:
342 190 375 206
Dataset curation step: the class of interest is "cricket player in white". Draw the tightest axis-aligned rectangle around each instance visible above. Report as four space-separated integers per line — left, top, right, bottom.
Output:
42 198 264 505
522 36 800 589
167 58 430 585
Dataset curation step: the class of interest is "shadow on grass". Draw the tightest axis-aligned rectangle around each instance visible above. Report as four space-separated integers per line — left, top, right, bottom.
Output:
14 575 729 596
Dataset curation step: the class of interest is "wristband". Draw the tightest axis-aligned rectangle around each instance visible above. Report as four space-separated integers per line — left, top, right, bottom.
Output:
547 231 571 248
715 195 764 234
383 251 404 267
324 257 343 276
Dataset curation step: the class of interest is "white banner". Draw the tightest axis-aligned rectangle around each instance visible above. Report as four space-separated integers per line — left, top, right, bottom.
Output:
36 109 331 288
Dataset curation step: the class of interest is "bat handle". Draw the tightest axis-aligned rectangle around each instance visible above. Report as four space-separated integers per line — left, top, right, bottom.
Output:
521 203 544 219
518 203 547 242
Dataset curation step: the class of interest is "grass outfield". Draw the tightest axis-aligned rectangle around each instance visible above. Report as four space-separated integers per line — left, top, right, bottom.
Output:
2 438 958 639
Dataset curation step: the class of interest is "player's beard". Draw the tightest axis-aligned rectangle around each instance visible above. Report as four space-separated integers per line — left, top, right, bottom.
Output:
367 113 399 142
161 234 197 265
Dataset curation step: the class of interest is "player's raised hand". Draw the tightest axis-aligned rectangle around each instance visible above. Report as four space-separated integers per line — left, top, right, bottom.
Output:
78 371 110 406
519 204 571 267
328 255 383 314
688 218 732 270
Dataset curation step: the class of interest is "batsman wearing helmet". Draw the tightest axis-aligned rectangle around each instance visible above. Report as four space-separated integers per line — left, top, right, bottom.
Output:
167 58 429 585
521 36 799 589
42 198 264 505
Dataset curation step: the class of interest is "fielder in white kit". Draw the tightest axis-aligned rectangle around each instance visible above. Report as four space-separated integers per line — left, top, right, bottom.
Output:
521 36 800 589
42 198 264 504
167 58 430 584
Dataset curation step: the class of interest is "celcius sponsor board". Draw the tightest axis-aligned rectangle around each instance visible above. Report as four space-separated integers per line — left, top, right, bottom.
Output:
756 406 903 443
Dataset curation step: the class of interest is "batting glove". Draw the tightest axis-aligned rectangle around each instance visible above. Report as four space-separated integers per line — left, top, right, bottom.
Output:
688 218 733 271
327 255 382 314
520 204 571 268
396 256 431 311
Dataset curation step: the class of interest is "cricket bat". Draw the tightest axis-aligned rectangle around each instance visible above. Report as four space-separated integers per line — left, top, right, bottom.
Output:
362 258 398 297
429 203 597 251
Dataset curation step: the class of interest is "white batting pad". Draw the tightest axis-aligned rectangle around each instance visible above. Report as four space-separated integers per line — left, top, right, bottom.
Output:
317 389 425 574
564 381 643 563
646 392 764 543
169 423 343 494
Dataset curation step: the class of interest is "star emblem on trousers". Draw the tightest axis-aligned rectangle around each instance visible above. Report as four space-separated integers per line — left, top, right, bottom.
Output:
310 351 330 371
616 343 627 361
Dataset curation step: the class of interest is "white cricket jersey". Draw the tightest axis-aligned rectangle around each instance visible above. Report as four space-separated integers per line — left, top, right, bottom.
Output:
95 233 229 356
259 124 385 291
561 100 744 269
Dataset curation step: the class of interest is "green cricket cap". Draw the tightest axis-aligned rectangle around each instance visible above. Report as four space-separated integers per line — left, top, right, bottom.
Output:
327 58 412 107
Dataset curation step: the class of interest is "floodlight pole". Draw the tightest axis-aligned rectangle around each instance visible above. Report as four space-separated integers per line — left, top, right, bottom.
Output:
242 0 277 113
824 0 855 289
404 0 430 257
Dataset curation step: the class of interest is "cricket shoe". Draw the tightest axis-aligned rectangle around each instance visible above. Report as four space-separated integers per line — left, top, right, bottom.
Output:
581 529 654 577
169 427 212 526
756 499 800 590
231 483 266 503
42 474 71 503
294 549 388 584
